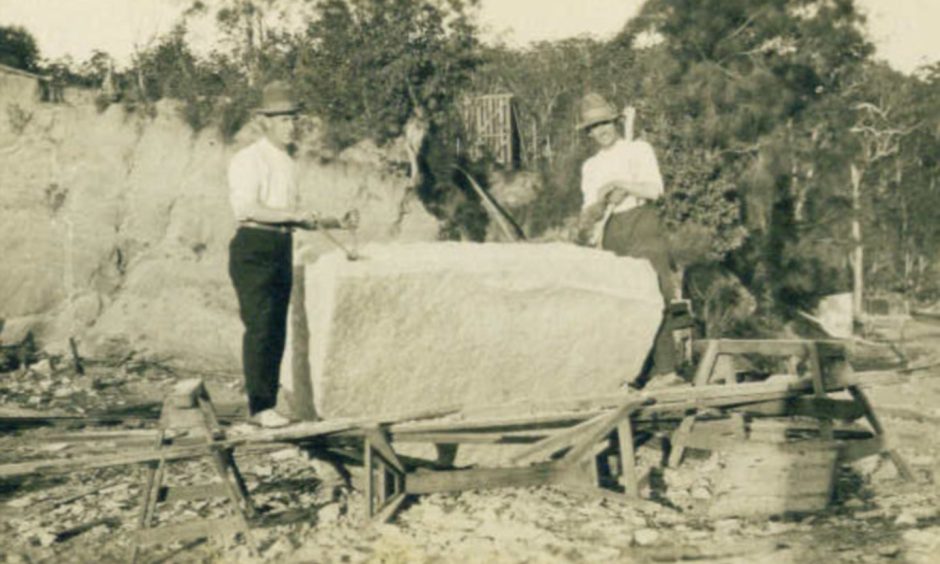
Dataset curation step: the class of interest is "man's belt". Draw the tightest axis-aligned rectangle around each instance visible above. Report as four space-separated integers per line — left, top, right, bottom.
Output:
593 197 652 248
238 221 292 234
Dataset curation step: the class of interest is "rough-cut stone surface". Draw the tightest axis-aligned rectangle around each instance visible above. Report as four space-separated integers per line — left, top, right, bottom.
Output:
1 73 438 370
282 242 663 419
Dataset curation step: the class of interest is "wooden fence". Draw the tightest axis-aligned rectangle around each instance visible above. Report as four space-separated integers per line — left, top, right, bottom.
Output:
460 93 520 168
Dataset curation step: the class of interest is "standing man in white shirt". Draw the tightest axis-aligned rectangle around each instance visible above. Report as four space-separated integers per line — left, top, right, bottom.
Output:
576 92 679 386
228 81 342 427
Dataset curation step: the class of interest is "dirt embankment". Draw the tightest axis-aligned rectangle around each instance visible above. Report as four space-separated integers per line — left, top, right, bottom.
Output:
0 73 439 374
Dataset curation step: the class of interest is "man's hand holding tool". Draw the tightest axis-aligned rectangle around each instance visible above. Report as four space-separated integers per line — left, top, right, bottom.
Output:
292 208 362 261
293 208 359 231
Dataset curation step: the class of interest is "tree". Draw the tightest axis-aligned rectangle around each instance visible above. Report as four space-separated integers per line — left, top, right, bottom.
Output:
294 0 481 144
0 25 40 72
617 0 874 318
843 66 919 316
853 64 940 301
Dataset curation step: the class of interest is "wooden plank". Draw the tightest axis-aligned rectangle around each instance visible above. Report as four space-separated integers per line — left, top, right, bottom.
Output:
390 412 591 434
162 483 229 503
373 492 408 524
587 441 609 487
220 449 254 517
131 516 245 546
39 429 161 443
261 406 462 442
364 437 374 518
839 436 886 463
693 339 847 357
738 397 866 420
616 420 638 496
796 397 865 421
849 386 885 434
405 463 564 495
249 419 364 443
209 449 255 519
508 412 610 465
693 340 720 385
565 399 643 464
451 368 896 424
848 386 914 480
142 457 165 530
387 380 864 439
393 430 554 444
376 459 387 505
807 343 834 441
363 429 405 474
668 415 696 467
0 440 246 478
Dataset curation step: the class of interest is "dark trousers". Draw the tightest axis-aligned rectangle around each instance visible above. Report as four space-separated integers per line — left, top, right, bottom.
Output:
603 205 678 376
228 227 293 415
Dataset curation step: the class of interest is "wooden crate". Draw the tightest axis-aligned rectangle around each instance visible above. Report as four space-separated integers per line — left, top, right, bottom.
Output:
708 439 838 518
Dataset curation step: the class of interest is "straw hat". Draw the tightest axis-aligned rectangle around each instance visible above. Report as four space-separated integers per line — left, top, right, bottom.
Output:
256 80 300 115
577 92 618 130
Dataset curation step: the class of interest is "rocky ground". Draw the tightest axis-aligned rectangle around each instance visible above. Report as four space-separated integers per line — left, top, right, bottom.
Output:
1 324 939 564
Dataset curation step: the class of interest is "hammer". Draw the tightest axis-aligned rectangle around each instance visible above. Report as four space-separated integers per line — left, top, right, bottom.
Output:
314 209 361 261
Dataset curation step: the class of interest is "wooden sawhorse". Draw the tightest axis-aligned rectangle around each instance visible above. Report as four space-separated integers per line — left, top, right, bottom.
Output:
359 397 649 523
131 379 256 562
669 339 913 479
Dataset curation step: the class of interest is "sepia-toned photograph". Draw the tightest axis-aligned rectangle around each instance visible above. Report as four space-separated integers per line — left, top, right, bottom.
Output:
1 1 938 562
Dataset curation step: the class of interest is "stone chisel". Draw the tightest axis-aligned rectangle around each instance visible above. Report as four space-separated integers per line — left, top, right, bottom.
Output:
306 209 361 261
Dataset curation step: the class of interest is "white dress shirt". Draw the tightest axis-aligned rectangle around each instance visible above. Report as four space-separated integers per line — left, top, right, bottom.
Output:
580 139 664 214
228 137 299 222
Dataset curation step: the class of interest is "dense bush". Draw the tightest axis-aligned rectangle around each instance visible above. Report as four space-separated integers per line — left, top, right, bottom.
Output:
0 26 40 72
12 1 940 324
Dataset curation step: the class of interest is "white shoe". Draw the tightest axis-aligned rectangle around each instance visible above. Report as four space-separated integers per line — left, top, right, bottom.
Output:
251 409 292 428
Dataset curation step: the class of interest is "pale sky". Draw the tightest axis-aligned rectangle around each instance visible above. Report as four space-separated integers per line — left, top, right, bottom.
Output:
0 0 937 74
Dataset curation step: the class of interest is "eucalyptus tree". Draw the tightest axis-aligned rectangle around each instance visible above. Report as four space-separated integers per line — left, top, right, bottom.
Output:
615 0 874 317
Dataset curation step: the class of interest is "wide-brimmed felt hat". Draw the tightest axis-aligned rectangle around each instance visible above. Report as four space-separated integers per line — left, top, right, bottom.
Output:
256 81 300 115
577 92 618 130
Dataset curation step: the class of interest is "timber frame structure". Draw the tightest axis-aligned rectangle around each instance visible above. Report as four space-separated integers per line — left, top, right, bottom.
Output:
0 338 915 550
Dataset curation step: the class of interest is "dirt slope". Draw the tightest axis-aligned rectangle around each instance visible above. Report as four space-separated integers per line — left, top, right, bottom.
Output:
0 74 438 373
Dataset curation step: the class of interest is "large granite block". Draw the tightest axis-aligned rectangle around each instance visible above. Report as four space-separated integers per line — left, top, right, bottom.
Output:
281 242 663 419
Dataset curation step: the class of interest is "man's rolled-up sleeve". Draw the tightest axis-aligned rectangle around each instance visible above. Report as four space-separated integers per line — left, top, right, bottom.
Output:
630 141 664 198
228 153 258 222
580 161 600 210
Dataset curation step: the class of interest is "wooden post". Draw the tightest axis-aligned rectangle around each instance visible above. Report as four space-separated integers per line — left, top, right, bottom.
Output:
364 437 374 519
807 343 834 441
616 420 638 496
694 340 721 386
848 386 914 480
668 415 696 468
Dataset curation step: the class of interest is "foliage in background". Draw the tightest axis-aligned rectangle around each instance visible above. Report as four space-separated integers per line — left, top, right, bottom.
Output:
618 0 875 318
0 26 40 72
463 0 940 333
469 39 600 235
7 1 940 321
293 0 485 235
295 0 480 145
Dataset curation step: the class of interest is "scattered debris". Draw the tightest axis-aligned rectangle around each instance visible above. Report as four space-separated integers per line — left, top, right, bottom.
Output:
0 329 938 563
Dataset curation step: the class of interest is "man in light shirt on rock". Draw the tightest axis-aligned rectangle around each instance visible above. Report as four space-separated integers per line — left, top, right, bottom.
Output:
576 92 680 388
228 81 353 428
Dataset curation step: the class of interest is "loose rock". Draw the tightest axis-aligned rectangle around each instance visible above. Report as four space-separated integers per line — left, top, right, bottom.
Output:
633 528 660 546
